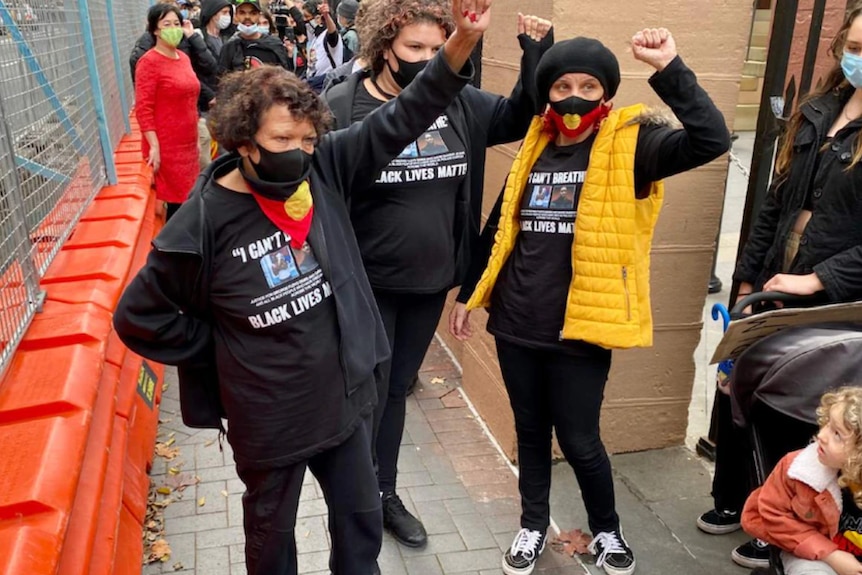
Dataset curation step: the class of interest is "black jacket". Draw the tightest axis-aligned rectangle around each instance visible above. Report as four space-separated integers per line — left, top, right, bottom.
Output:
217 33 292 75
461 56 731 303
735 87 862 303
196 0 236 109
129 31 218 113
324 32 552 300
113 51 473 458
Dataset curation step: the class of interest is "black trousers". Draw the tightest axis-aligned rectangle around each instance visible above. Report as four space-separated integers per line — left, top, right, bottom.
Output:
235 420 382 575
711 392 817 513
373 289 448 493
495 338 617 535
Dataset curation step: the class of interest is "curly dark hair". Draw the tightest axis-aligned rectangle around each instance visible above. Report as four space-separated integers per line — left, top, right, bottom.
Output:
356 0 453 76
209 66 332 152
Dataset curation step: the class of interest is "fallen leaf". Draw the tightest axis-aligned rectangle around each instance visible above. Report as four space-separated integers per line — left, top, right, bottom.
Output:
168 467 181 475
152 498 173 508
154 443 180 460
165 472 199 492
204 437 217 448
148 539 171 563
173 562 184 571
550 529 593 557
430 377 446 385
221 490 229 497
165 436 176 447
156 486 172 495
198 496 206 507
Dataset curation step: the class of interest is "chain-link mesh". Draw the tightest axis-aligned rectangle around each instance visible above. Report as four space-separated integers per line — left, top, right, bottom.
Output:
0 0 149 376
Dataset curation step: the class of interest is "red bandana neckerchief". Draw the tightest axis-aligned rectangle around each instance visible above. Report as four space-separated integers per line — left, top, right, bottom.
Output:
246 180 314 249
545 102 612 139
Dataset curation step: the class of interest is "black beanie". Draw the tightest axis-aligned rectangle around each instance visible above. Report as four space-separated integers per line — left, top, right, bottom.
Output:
535 37 621 106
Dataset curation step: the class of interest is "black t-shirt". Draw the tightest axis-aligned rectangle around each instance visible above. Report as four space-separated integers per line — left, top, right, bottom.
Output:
348 81 468 292
488 136 607 357
239 37 283 69
205 181 347 466
834 487 862 559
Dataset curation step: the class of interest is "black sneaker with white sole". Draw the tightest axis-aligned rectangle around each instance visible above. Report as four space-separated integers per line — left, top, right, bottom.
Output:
589 528 636 575
731 538 770 569
502 528 546 575
696 508 742 535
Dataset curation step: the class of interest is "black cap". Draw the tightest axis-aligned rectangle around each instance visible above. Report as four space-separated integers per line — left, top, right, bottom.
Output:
535 37 620 105
234 0 261 11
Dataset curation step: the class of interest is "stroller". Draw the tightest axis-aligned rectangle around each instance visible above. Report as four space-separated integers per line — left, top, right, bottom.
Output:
721 292 862 575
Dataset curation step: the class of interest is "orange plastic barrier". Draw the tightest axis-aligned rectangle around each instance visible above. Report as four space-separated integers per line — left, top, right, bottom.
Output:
0 120 168 575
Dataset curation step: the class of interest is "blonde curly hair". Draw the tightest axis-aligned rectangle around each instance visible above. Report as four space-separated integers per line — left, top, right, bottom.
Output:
817 387 862 508
355 0 454 76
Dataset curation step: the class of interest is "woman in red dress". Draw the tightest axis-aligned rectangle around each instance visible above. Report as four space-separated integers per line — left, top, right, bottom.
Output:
135 3 201 220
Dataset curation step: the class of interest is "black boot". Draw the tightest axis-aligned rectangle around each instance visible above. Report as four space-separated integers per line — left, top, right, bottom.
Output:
381 492 427 548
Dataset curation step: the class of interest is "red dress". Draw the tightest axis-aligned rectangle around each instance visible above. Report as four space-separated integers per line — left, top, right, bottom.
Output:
135 49 201 204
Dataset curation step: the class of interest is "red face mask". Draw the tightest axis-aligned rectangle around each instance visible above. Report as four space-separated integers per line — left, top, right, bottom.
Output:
546 101 612 139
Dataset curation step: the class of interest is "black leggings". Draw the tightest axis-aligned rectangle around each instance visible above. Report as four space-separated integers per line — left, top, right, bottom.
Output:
496 338 617 535
373 289 448 493
235 421 382 575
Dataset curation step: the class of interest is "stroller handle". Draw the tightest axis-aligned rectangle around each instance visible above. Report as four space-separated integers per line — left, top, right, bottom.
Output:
730 291 816 315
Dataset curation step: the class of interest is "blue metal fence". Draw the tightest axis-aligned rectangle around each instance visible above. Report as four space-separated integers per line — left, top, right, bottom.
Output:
0 0 150 377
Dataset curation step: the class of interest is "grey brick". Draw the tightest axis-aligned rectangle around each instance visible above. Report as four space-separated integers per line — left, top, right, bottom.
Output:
227 493 244 527
437 549 504 572
229 544 245 564
397 470 434 488
227 478 245 494
443 498 477 516
417 398 444 411
195 441 226 468
196 526 246 549
414 500 458 535
164 511 227 535
406 421 439 445
452 514 499 550
398 532 466 558
196 465 243 482
196 546 230 575
163 499 196 520
407 484 468 502
295 516 330 554
396 447 426 473
404 555 444 575
196 480 228 514
296 550 330 572
299 483 318 501
297 497 328 518
230 563 247 575
165 532 195 569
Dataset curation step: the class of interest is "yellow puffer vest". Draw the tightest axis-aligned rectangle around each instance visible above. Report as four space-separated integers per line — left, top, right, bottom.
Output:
466 104 664 349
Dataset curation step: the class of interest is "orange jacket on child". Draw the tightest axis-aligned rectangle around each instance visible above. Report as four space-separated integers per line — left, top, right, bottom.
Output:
742 443 843 561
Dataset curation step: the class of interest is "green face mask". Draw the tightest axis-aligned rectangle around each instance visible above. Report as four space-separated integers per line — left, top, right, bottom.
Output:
160 27 184 47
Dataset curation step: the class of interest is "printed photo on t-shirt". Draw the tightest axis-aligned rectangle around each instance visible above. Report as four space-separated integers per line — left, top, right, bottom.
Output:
398 141 419 159
417 130 449 156
261 246 300 288
529 185 552 208
550 185 576 209
293 242 320 274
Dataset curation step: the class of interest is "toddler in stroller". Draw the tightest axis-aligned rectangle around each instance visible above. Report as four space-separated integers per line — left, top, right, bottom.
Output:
742 386 862 575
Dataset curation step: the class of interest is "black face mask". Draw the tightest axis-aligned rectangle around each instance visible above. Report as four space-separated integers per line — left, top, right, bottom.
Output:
549 96 602 118
240 141 313 200
386 51 429 89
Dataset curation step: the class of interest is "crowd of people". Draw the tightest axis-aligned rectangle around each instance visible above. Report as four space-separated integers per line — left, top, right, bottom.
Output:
114 0 862 574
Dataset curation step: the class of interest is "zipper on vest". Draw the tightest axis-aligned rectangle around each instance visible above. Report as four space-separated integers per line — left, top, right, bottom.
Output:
622 266 631 321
